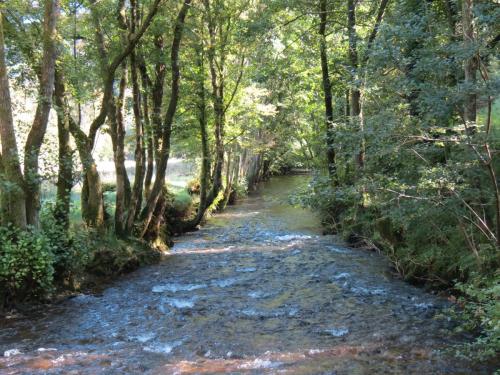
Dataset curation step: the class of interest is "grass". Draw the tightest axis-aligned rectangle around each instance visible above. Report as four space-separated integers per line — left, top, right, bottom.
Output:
39 160 196 227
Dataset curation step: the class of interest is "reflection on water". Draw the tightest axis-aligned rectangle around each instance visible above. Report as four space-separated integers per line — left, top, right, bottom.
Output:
0 175 495 374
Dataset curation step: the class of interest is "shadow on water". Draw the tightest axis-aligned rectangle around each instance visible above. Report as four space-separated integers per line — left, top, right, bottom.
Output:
0 175 496 374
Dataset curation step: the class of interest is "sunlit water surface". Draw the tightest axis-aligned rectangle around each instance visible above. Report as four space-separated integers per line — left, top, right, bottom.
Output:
0 176 494 374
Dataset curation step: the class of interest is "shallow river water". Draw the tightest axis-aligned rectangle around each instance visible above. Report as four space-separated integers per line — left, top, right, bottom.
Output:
0 176 494 374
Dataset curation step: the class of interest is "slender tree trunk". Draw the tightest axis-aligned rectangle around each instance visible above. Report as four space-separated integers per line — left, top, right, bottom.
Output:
140 0 192 238
462 0 477 124
140 63 154 198
151 34 166 164
220 149 233 210
111 64 131 236
347 0 363 169
347 0 360 120
0 12 27 228
111 0 131 236
345 90 350 123
319 0 335 175
24 0 59 227
68 122 105 228
54 69 105 228
80 163 105 228
204 0 224 205
197 51 210 218
180 44 210 231
126 15 146 232
53 69 73 230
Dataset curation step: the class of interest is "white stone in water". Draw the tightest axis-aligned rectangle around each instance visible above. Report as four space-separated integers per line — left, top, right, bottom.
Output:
4 349 22 357
327 246 349 254
308 349 326 355
131 332 156 343
414 302 434 309
152 283 206 293
236 267 257 273
288 307 299 317
241 308 259 317
275 234 312 241
248 291 266 299
143 340 182 354
37 348 57 352
239 358 282 369
211 277 239 288
163 298 195 309
325 327 349 337
351 286 386 296
333 272 350 280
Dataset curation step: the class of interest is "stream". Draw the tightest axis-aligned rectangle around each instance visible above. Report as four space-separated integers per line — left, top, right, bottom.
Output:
0 175 493 374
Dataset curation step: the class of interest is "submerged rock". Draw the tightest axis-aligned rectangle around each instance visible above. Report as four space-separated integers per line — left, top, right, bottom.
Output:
3 348 22 357
325 327 350 337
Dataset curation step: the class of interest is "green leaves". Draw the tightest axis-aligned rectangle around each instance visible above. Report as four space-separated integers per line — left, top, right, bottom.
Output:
0 225 55 303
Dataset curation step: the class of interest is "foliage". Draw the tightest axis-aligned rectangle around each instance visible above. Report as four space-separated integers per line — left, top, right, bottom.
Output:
454 274 500 361
40 202 92 281
0 225 55 304
171 189 194 217
85 235 161 277
1 0 499 363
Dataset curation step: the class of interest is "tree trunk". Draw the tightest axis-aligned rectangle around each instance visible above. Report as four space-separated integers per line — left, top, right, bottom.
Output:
0 12 27 228
220 149 233 211
204 0 224 205
139 62 154 198
126 36 146 232
151 34 166 165
196 50 210 219
179 44 210 231
24 0 59 227
140 0 192 238
69 134 104 228
66 115 105 228
54 69 105 228
462 0 477 124
110 64 131 236
319 0 335 175
53 69 73 230
347 0 363 169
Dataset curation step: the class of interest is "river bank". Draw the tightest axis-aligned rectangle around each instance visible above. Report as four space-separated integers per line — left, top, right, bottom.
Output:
0 175 496 374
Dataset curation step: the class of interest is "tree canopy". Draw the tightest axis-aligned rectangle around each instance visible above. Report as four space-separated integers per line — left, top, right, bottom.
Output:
0 0 499 360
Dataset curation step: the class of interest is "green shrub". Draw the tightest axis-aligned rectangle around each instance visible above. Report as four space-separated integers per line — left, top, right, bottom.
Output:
102 182 117 193
0 226 55 304
232 182 248 200
172 189 194 217
453 273 500 361
85 235 161 277
40 202 92 283
186 178 201 195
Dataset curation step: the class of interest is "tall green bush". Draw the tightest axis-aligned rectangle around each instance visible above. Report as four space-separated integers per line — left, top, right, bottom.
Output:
0 226 55 304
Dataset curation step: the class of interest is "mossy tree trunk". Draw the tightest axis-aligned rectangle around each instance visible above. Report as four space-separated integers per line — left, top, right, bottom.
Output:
0 12 27 228
23 0 59 227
